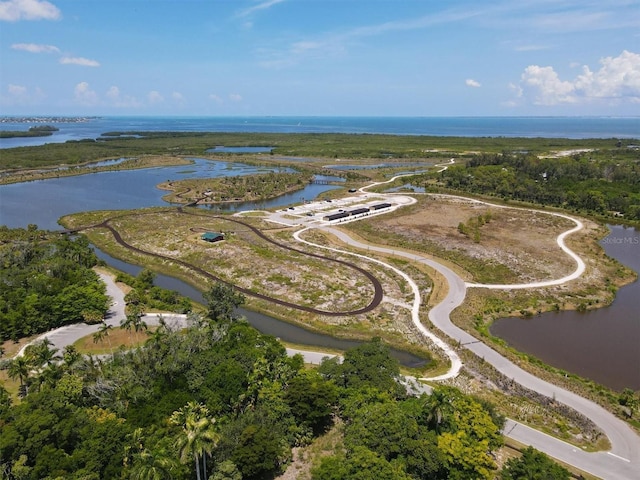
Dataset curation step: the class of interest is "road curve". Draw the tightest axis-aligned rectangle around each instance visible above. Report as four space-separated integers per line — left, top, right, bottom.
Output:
293 225 463 381
324 170 639 479
19 163 639 478
315 225 639 479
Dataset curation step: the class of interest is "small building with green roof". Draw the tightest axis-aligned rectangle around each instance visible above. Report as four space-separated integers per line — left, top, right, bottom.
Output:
201 232 224 243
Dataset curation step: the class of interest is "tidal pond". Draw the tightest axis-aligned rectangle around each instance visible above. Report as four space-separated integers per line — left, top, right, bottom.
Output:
490 225 640 391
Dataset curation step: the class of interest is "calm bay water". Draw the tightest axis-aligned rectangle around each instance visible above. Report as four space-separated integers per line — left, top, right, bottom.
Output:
0 159 338 230
1 116 638 149
490 225 640 391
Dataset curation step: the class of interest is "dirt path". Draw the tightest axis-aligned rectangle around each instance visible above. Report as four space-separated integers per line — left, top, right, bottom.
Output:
74 209 384 317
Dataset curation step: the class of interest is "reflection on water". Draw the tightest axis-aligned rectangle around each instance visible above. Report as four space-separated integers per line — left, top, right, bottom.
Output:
385 183 426 193
490 225 640 391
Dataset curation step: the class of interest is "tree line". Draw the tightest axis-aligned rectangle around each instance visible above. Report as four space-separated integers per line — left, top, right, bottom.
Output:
429 150 640 221
1 284 569 479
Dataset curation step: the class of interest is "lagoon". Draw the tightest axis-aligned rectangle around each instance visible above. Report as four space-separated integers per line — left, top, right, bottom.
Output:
0 158 429 366
490 225 640 391
0 158 337 230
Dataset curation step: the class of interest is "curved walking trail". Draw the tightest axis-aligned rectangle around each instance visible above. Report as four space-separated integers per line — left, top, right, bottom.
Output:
15 161 639 479
296 168 638 479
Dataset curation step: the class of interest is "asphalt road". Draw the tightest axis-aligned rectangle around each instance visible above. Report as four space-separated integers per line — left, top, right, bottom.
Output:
18 171 640 478
320 226 639 479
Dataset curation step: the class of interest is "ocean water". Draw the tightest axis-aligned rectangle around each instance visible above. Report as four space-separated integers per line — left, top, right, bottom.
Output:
0 116 638 148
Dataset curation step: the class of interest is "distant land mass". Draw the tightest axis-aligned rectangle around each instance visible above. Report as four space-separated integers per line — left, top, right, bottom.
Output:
0 116 98 124
0 125 60 139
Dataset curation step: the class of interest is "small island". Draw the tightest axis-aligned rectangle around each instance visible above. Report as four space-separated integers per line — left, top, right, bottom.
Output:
0 125 59 139
158 171 314 205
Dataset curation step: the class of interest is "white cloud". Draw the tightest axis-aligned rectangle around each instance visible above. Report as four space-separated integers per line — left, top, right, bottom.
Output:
236 0 286 18
515 50 640 106
147 91 164 104
466 79 481 88
74 82 99 106
11 42 59 53
508 82 523 98
171 91 185 103
1 84 45 106
60 56 100 67
229 93 243 102
8 84 27 96
520 65 576 105
209 94 223 103
574 50 640 100
105 86 141 108
0 0 60 21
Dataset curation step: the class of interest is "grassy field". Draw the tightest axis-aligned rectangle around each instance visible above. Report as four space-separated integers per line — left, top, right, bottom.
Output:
73 326 154 355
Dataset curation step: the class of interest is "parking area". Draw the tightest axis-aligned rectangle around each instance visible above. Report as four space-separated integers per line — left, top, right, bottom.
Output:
265 193 415 227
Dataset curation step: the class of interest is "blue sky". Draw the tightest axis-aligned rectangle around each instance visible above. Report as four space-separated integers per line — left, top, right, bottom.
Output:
1 0 639 116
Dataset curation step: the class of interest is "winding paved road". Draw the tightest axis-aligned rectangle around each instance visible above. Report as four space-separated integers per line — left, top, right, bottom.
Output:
17 161 640 479
294 170 638 480
307 224 639 479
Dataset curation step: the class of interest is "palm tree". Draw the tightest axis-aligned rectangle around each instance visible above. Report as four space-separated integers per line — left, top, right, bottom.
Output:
62 345 82 370
7 356 31 397
121 314 136 344
122 308 148 344
93 321 113 357
30 363 62 392
170 402 220 480
133 315 148 342
423 388 454 434
125 428 176 480
32 338 60 368
146 316 168 348
129 448 176 480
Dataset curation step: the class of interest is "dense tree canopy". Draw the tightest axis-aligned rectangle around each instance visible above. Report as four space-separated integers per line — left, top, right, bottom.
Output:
318 336 404 396
431 151 640 220
500 446 570 480
0 279 560 480
0 227 109 341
